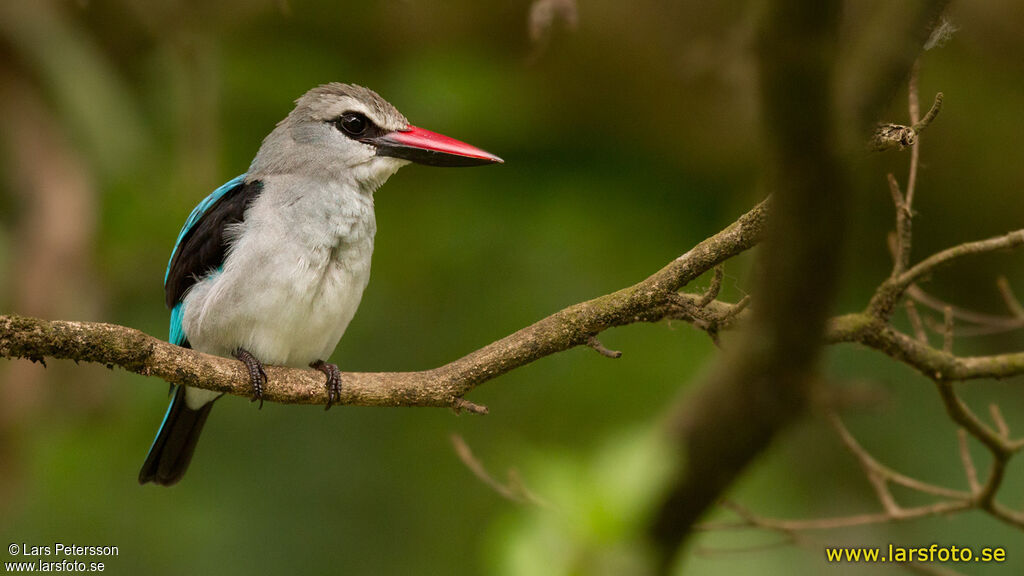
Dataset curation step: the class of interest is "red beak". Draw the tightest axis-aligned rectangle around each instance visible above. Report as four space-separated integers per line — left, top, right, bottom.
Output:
371 125 503 167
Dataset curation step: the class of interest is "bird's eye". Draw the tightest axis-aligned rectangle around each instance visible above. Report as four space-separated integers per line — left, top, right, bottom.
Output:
336 112 368 137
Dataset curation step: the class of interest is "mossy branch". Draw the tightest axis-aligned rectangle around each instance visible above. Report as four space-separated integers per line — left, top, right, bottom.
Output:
4 196 1024 412
2 198 769 411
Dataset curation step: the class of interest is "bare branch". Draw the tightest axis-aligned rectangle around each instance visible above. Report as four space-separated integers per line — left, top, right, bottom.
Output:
697 266 725 308
678 8 1024 556
889 173 914 276
900 232 1024 292
869 229 1024 319
943 306 954 354
957 429 980 494
452 398 489 415
697 503 967 576
906 67 923 205
832 415 900 513
934 380 1013 457
719 295 752 324
996 276 1024 318
706 403 1024 536
586 336 622 359
912 92 944 133
703 500 970 532
0 200 770 408
989 404 1010 439
450 434 547 507
908 284 1024 331
826 313 1024 381
831 415 967 500
904 299 929 344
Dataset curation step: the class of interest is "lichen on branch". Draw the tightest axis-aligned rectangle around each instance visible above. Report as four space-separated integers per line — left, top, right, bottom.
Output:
1 197 770 410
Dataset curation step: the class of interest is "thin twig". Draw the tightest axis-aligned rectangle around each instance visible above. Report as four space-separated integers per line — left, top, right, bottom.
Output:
989 404 1010 439
906 63 922 208
933 379 1016 463
830 415 967 500
697 266 725 308
586 336 622 358
908 285 1024 331
692 53 1020 560
996 276 1024 318
452 398 489 415
904 299 929 344
900 232 1024 291
888 173 913 276
869 229 1024 318
911 92 944 133
701 500 971 532
830 415 899 513
450 434 548 507
957 429 980 494
943 306 954 354
692 535 796 557
826 312 1024 381
718 295 752 325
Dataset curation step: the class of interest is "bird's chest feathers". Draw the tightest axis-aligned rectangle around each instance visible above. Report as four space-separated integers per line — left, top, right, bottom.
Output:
273 190 376 307
305 229 374 302
188 183 377 365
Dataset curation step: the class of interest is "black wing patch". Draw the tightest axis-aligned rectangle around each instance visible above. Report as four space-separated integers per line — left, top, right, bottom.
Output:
164 179 263 308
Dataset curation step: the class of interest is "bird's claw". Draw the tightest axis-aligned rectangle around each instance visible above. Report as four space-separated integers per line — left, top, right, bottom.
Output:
310 360 342 410
234 347 268 409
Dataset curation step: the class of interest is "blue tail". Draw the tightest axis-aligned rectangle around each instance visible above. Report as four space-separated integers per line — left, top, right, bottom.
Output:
139 386 215 486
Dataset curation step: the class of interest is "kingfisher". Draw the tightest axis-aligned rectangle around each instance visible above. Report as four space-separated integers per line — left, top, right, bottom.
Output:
140 83 502 486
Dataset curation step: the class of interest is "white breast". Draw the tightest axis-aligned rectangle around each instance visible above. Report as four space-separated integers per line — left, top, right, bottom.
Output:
181 175 376 368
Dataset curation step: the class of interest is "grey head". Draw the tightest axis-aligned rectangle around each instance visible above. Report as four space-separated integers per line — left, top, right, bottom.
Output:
247 83 502 192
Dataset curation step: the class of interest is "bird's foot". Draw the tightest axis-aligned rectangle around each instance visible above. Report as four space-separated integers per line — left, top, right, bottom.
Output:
233 347 268 409
310 360 342 410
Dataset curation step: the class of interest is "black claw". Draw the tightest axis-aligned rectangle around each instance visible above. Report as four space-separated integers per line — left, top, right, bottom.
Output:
311 360 342 410
234 347 267 409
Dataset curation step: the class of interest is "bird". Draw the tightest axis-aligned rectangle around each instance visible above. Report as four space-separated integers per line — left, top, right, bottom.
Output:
139 83 502 486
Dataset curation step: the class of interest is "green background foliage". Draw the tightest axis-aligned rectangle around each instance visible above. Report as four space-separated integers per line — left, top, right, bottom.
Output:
1 1 1022 574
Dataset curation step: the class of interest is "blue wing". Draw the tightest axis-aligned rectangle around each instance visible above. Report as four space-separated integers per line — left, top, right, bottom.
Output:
169 302 187 346
164 174 263 345
148 176 256 485
164 174 247 286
